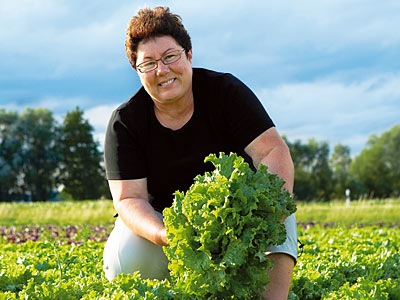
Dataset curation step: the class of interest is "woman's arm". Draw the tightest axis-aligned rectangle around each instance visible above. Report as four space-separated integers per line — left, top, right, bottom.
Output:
108 178 169 246
245 126 295 300
245 126 294 194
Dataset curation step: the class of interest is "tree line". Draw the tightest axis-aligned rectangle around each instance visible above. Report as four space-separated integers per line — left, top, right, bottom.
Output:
0 107 110 202
0 107 399 202
284 123 400 201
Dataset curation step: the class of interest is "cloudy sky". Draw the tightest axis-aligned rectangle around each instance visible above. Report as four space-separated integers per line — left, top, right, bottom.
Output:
1 0 399 156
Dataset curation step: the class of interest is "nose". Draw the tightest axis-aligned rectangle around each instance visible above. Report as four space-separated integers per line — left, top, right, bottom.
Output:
156 60 169 75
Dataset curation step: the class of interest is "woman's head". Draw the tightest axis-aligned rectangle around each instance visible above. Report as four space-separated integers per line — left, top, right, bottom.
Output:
126 6 192 69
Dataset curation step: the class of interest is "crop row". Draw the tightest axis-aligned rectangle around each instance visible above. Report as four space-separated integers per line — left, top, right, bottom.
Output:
0 224 112 245
293 226 400 299
1 222 399 245
0 225 399 299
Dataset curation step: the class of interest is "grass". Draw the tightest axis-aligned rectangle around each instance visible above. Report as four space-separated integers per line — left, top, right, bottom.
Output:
0 200 115 226
0 198 399 226
296 198 400 226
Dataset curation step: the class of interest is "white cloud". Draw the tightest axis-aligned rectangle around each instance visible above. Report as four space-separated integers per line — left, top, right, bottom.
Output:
1 96 92 114
257 73 400 155
93 132 106 149
2 98 120 149
0 1 138 78
85 104 119 130
1 0 399 83
84 103 120 148
179 1 400 53
165 0 400 87
3 1 399 62
2 0 400 156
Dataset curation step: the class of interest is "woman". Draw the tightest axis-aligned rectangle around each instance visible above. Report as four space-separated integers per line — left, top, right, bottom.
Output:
103 6 297 299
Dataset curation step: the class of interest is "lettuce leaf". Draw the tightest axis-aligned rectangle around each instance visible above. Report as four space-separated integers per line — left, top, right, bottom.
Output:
163 152 297 299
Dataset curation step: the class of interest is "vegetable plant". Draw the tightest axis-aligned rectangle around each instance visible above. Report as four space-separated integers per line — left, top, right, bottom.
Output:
163 152 297 299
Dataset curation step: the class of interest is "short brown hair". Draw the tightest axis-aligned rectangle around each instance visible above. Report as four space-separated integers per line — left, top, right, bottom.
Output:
125 6 192 69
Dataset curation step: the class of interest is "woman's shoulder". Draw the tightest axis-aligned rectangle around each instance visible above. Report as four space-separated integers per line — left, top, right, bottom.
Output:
110 87 151 126
116 87 149 111
193 67 234 81
193 68 249 96
193 68 242 94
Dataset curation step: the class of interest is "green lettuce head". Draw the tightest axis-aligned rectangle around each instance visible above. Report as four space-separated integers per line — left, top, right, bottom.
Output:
163 153 297 299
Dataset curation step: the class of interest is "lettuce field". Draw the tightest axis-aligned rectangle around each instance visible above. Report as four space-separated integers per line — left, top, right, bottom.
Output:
0 201 399 299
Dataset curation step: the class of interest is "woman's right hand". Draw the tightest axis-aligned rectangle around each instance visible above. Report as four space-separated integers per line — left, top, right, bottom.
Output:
159 227 169 247
109 178 168 246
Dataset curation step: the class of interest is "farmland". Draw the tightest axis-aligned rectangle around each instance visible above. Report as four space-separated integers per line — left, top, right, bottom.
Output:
1 199 399 299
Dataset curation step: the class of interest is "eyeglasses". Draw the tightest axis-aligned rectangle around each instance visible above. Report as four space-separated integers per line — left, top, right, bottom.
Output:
136 49 186 73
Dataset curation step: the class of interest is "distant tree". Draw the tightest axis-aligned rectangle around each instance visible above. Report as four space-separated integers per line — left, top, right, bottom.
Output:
285 138 316 201
350 124 400 198
59 107 109 200
309 140 333 201
285 137 333 201
0 109 21 201
329 144 352 199
15 108 62 202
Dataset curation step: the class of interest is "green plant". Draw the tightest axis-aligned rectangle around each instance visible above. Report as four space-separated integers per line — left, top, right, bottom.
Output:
163 152 296 299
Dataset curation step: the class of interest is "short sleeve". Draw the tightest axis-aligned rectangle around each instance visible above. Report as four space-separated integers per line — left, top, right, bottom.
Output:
104 108 147 180
221 74 275 149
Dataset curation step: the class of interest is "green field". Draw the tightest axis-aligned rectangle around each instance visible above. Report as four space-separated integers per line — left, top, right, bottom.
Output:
296 198 400 226
0 198 399 226
1 199 399 299
0 200 115 226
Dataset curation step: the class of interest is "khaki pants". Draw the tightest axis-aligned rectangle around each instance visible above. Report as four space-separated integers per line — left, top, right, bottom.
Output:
103 213 170 281
103 213 298 281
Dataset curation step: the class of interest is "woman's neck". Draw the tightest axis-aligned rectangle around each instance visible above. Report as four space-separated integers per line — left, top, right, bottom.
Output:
153 94 194 130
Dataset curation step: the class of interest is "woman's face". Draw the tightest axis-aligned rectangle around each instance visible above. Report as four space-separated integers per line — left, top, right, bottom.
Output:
136 35 193 107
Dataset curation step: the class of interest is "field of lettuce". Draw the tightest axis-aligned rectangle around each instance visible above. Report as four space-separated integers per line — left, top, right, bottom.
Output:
0 200 399 299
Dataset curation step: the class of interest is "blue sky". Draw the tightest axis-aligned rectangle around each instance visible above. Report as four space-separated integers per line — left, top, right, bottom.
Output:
1 0 399 156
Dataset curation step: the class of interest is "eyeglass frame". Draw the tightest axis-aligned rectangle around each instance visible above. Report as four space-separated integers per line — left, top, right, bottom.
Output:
135 48 187 73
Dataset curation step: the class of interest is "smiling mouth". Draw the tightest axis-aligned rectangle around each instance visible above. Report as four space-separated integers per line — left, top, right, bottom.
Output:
159 78 175 87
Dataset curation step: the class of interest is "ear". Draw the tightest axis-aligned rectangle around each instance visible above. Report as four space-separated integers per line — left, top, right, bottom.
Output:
187 49 193 64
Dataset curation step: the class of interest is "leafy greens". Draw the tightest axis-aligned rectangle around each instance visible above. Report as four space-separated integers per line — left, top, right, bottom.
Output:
163 152 297 299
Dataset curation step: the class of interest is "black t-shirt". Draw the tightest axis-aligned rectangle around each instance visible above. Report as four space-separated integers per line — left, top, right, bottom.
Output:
105 68 274 211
